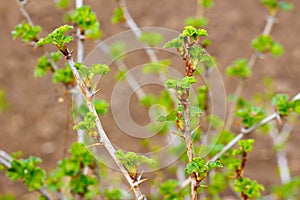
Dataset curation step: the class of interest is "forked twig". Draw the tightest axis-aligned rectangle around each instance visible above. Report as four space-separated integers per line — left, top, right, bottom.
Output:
180 92 300 189
224 13 279 130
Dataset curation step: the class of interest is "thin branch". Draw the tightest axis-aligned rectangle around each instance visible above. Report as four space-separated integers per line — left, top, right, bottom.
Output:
73 0 86 143
269 123 293 184
15 0 34 26
211 112 277 162
75 0 84 63
65 49 147 200
118 0 167 83
224 13 279 130
181 87 198 200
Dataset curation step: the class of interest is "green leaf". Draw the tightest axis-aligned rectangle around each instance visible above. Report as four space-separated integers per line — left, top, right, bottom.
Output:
190 106 202 117
272 94 291 115
159 179 182 200
36 25 74 50
185 157 222 180
140 94 157 107
184 17 208 28
236 139 255 154
236 105 265 128
46 170 64 192
6 156 46 191
116 150 156 175
55 0 71 8
12 22 41 43
270 41 284 57
104 188 123 200
91 64 110 76
207 172 227 195
66 6 101 39
142 59 170 74
111 7 125 24
0 194 16 200
292 100 300 114
234 178 265 198
69 142 95 166
183 26 208 37
50 51 63 62
165 77 196 91
164 34 185 49
94 99 109 115
251 35 284 57
115 68 127 81
73 112 97 137
139 32 163 47
279 2 294 11
157 110 177 122
261 0 294 12
110 41 126 60
69 174 97 194
165 79 178 90
199 0 214 8
251 35 273 53
261 0 277 9
272 176 300 199
58 157 81 176
0 89 10 112
52 64 75 84
34 56 52 77
197 85 208 111
226 59 251 78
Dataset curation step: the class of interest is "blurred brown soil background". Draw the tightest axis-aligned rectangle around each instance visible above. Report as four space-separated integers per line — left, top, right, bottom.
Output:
0 0 300 199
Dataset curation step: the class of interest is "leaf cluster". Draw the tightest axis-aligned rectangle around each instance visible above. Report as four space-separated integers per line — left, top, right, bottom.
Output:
36 25 74 52
226 59 251 78
234 177 265 198
47 142 98 198
75 62 110 89
6 156 46 191
35 51 62 77
166 77 196 93
52 63 75 84
272 94 300 116
236 105 265 128
251 35 284 57
159 179 186 200
116 150 156 176
73 112 97 138
12 22 41 43
66 6 101 39
185 157 222 181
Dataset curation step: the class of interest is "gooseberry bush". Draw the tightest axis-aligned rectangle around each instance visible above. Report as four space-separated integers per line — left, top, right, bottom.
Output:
1 0 300 199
